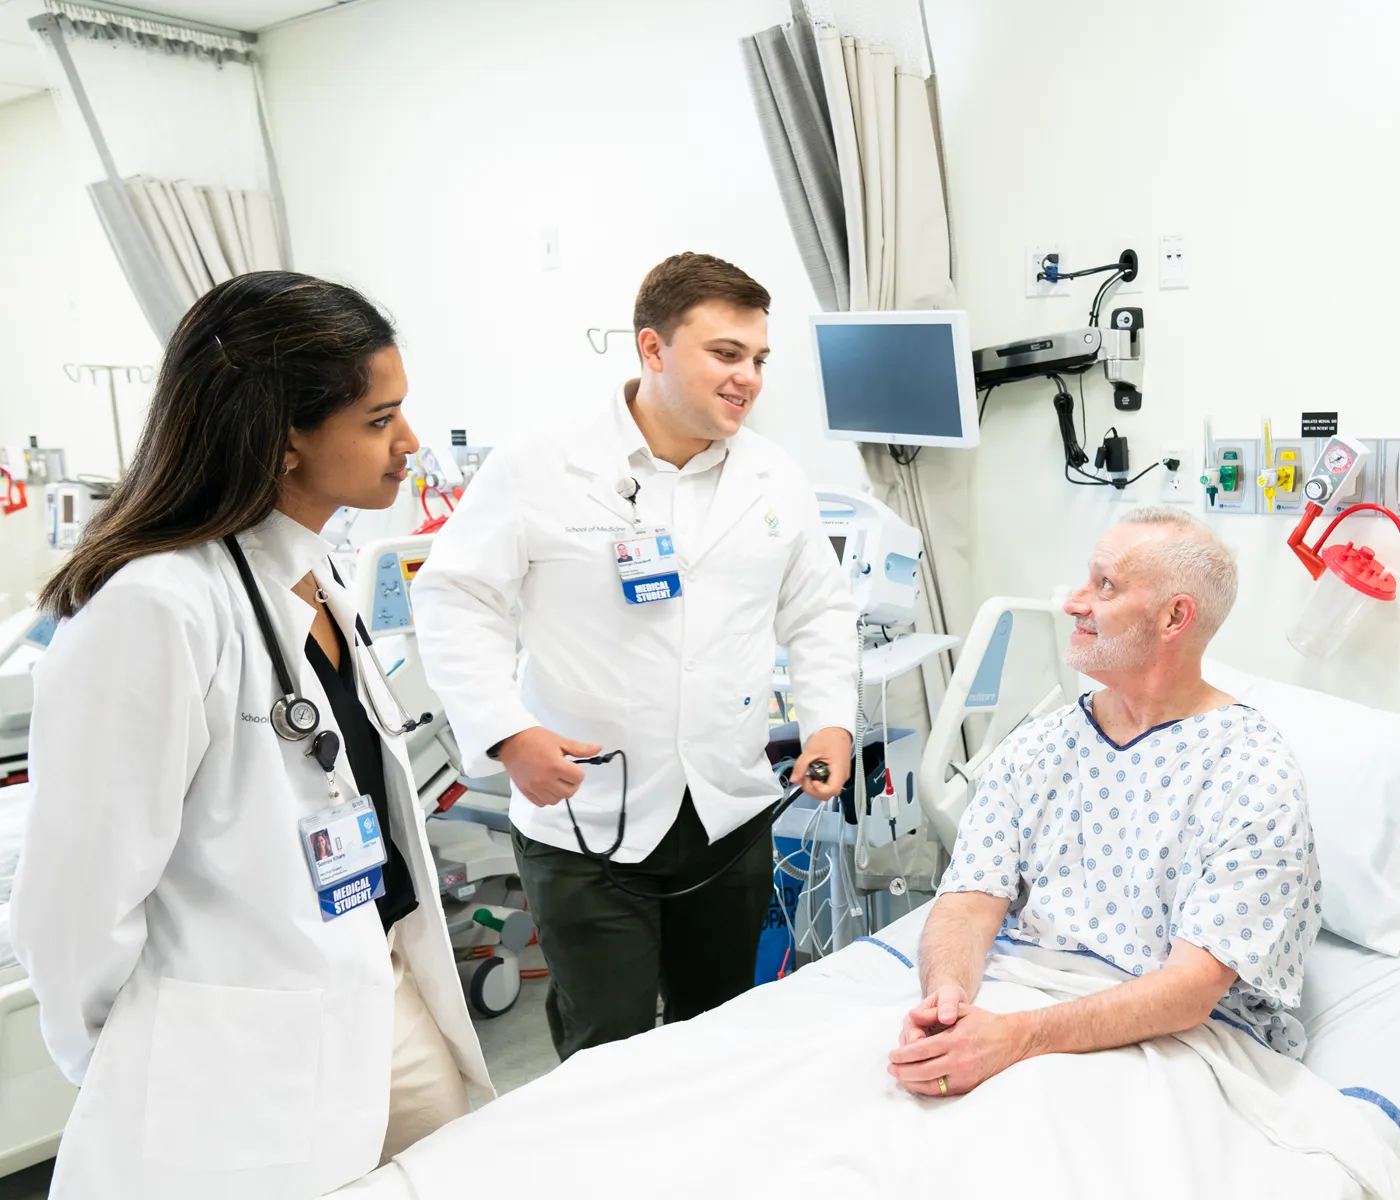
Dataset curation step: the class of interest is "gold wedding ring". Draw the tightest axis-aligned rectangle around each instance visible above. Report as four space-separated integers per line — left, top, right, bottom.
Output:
936 1075 950 1096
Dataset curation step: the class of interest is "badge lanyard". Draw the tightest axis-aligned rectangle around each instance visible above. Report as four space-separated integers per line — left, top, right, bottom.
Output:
295 729 389 920
613 474 682 606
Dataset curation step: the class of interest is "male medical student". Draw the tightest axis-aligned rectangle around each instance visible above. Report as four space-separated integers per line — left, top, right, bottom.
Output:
414 253 858 1059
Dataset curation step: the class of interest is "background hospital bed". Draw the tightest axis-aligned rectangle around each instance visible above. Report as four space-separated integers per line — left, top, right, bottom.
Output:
0 782 77 1177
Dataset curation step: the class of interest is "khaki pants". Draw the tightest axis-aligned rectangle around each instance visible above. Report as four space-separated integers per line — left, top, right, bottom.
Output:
380 932 471 1164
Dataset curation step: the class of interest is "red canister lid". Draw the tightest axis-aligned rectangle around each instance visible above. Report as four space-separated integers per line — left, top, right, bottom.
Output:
1321 542 1397 602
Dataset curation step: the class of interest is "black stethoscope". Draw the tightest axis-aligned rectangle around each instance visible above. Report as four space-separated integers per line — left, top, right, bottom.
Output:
565 752 830 901
223 535 433 766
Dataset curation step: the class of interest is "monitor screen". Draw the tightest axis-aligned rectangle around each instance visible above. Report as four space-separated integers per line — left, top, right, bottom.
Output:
829 535 846 564
815 322 963 439
809 311 977 448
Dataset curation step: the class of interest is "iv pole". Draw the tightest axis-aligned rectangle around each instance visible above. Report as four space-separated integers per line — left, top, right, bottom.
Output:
62 364 155 477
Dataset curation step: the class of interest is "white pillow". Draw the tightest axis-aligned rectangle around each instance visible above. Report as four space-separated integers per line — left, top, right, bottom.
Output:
1300 930 1400 1110
1203 659 1400 956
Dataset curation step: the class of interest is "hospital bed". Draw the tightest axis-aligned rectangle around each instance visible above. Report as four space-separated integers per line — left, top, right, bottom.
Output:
0 782 77 1177
334 597 1400 1200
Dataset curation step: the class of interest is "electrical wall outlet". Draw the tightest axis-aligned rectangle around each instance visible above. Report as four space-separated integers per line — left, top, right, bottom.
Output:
1025 243 1069 299
1159 448 1190 503
1160 234 1188 289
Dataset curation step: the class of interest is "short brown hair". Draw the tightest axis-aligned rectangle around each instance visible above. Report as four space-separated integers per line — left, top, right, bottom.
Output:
633 252 770 344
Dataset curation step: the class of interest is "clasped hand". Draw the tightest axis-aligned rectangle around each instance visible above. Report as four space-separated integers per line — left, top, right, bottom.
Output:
886 984 1032 1097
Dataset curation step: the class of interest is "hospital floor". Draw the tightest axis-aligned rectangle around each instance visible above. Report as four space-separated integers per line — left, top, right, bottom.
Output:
0 944 562 1200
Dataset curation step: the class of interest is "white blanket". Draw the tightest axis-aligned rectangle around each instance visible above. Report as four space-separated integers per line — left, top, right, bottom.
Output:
342 932 1400 1200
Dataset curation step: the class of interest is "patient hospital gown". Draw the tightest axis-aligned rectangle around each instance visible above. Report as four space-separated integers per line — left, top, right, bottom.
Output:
938 697 1321 1056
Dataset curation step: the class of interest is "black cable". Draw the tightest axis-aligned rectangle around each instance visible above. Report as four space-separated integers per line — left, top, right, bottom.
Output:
1039 258 1134 284
1052 380 1090 470
565 755 834 902
978 384 997 423
1089 269 1126 327
888 444 922 466
1122 461 1163 486
1065 461 1110 486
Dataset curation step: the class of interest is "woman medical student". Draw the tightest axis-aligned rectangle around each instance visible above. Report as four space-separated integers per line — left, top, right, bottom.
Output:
11 272 489 1200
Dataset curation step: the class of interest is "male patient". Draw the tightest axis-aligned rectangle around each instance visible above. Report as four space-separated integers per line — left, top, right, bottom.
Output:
890 507 1321 1097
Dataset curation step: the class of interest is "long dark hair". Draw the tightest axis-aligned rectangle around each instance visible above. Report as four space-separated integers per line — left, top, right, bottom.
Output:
41 271 396 618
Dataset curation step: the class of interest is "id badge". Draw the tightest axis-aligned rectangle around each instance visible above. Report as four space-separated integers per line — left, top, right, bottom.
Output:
298 795 388 920
613 526 682 605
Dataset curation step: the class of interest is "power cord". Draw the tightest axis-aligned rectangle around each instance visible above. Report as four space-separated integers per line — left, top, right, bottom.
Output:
1089 270 1126 327
888 444 921 466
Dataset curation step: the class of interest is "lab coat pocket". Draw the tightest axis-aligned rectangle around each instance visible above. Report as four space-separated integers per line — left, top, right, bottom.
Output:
734 676 774 763
523 675 633 810
142 977 323 1170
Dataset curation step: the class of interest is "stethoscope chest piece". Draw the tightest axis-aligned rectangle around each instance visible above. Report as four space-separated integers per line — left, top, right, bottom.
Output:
272 695 321 742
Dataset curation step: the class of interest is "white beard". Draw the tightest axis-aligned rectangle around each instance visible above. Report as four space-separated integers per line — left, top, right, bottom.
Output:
1063 620 1156 674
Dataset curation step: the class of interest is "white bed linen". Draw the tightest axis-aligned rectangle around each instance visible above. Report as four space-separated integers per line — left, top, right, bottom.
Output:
1302 929 1400 1113
335 903 1400 1200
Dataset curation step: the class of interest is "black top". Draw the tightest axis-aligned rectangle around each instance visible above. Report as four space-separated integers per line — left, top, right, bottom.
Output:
305 620 418 932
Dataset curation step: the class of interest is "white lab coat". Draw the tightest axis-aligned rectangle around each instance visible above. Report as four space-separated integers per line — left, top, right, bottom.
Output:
413 389 858 861
11 511 489 1200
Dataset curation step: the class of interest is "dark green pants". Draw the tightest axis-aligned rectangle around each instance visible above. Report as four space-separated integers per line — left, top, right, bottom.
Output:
511 792 773 1061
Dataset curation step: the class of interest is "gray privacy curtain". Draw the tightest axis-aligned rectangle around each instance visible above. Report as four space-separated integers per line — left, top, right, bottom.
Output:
739 6 850 312
31 5 290 344
739 4 966 886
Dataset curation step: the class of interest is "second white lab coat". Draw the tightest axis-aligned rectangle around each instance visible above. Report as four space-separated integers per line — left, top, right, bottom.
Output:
11 511 489 1200
413 388 859 861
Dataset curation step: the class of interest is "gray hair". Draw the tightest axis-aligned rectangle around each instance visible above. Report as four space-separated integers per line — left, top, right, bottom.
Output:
1116 506 1238 641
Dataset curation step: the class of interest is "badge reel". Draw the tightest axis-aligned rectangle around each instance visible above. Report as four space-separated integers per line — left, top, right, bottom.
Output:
613 476 682 606
296 730 389 921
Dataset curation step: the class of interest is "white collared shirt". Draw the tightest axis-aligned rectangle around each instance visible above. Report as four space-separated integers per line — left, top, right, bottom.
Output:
414 384 859 861
620 399 728 564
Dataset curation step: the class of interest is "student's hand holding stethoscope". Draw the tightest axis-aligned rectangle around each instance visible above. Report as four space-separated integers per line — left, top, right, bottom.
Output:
497 726 603 807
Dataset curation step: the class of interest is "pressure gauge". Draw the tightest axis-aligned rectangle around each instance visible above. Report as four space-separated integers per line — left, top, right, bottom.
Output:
1325 445 1355 474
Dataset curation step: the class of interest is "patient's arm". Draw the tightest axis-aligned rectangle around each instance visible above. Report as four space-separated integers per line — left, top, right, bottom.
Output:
906 892 1011 1033
889 937 1237 1096
1016 938 1238 1058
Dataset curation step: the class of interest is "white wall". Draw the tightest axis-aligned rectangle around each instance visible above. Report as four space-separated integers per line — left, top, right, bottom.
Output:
259 0 864 488
0 92 155 610
923 0 1400 708
9 0 1394 703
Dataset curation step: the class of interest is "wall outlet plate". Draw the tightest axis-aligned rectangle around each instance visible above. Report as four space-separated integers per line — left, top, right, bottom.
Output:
1026 243 1070 299
1159 448 1190 503
1160 233 1189 289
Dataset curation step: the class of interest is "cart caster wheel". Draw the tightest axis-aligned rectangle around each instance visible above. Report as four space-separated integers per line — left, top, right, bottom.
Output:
469 956 520 1017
